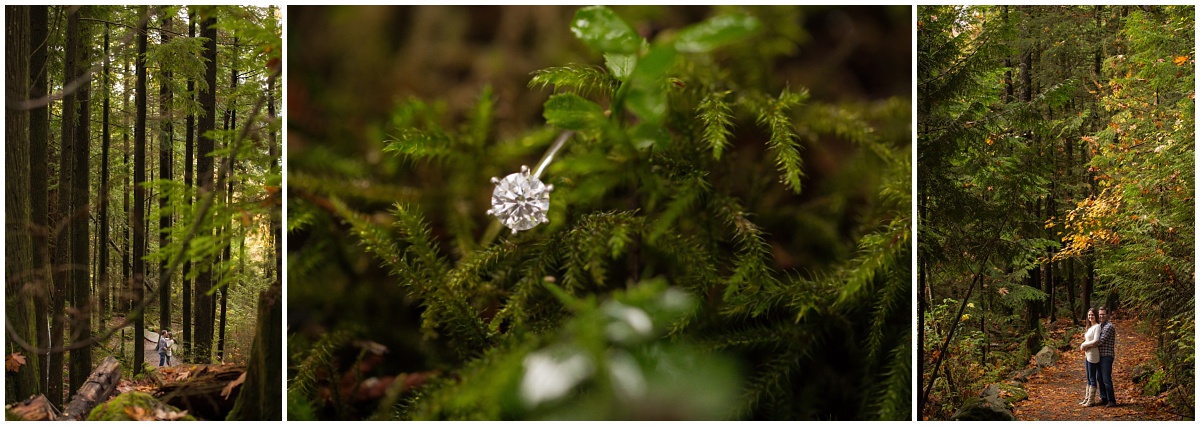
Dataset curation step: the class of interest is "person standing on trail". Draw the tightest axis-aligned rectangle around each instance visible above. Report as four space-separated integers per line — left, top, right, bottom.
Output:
1082 306 1117 408
164 333 176 365
1078 307 1101 406
156 329 170 367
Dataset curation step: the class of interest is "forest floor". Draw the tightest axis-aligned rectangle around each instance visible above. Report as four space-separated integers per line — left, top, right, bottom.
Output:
1012 317 1182 420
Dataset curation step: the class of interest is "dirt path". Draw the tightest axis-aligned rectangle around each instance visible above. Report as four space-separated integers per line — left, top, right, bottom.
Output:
1012 318 1177 420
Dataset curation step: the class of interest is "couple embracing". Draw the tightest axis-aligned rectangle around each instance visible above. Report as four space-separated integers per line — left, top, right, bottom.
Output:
1078 306 1117 408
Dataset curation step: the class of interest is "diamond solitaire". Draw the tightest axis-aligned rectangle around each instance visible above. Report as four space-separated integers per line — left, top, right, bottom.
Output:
488 165 553 232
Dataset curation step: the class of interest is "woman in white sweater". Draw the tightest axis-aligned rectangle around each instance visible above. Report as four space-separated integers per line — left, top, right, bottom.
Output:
1078 308 1102 406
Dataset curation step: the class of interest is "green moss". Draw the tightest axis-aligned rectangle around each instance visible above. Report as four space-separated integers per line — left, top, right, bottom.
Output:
1143 371 1167 397
87 391 196 421
997 383 1028 405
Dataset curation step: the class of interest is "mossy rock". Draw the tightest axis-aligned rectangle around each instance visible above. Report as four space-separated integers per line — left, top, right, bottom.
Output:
88 391 196 421
998 382 1028 405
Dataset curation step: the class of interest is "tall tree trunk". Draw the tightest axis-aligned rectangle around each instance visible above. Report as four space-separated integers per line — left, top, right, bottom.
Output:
229 69 282 419
158 11 174 336
183 9 196 364
99 21 111 335
68 5 93 396
52 5 79 406
133 6 149 376
29 4 51 396
218 41 237 361
194 11 219 364
6 4 41 403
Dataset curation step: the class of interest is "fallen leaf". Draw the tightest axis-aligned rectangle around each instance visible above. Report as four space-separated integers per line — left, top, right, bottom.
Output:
155 408 191 421
222 371 247 399
6 352 27 372
1174 55 1188 65
124 405 149 421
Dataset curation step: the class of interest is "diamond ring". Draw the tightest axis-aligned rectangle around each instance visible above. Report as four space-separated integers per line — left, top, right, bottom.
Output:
487 131 574 234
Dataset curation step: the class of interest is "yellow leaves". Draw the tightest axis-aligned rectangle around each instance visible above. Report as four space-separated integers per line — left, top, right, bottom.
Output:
985 136 994 145
961 314 971 322
1174 55 1189 66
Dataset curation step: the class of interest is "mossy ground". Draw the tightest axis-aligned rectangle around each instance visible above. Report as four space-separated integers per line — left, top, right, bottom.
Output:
87 391 196 421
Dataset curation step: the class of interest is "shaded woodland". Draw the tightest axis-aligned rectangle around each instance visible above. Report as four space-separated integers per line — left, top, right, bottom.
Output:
5 5 281 420
918 5 1193 420
288 5 911 421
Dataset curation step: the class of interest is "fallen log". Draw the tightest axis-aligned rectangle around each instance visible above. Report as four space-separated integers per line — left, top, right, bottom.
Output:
61 356 122 420
7 394 58 420
155 364 246 420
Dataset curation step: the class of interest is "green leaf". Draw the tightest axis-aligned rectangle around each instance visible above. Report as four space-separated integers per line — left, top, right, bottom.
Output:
604 52 637 80
571 6 642 55
543 93 606 131
629 122 669 150
675 13 762 53
624 45 677 124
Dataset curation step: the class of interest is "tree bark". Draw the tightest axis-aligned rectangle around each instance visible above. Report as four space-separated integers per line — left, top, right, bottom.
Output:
183 8 196 364
159 11 174 336
157 364 246 420
68 5 93 397
218 38 238 361
6 5 40 404
194 11 219 364
51 3 79 407
230 70 282 419
61 356 121 420
8 394 57 421
227 286 281 420
133 5 149 376
99 21 111 334
29 4 51 396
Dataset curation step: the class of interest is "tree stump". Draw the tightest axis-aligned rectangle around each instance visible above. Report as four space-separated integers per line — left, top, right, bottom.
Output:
61 356 121 420
7 394 57 421
228 285 281 420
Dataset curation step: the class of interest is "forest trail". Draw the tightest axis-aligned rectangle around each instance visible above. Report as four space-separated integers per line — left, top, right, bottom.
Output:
1012 318 1178 420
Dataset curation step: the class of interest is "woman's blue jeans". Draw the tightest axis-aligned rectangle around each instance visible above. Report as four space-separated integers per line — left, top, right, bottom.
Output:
1085 360 1100 386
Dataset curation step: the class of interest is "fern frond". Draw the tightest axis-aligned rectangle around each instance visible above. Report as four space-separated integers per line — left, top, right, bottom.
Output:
464 85 495 147
711 194 779 299
872 332 911 420
529 64 619 98
697 90 735 159
288 327 358 400
290 172 419 204
383 128 456 164
755 87 809 193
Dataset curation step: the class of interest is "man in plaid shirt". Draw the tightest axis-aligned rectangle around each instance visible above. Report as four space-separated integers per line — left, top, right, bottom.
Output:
1083 306 1118 407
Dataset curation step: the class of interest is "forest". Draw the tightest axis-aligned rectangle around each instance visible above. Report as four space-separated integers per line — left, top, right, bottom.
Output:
5 5 281 420
287 5 910 420
918 5 1193 421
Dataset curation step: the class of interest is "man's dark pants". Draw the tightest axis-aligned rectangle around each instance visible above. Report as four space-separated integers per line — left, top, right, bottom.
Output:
1098 356 1115 403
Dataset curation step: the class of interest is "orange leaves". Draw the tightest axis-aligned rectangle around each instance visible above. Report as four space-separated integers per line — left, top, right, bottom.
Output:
1173 55 1188 66
6 352 27 372
123 406 150 421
